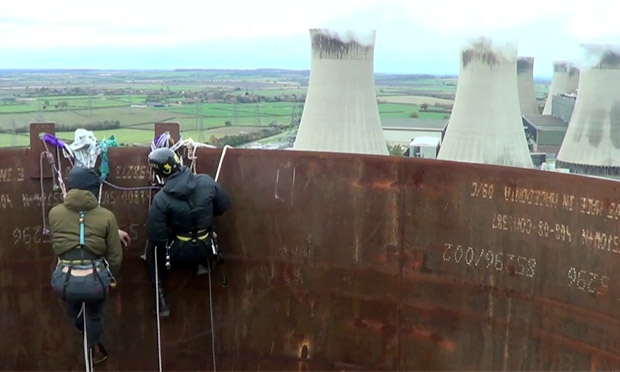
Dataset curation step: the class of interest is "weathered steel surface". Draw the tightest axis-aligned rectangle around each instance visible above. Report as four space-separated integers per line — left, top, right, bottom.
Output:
1 124 620 370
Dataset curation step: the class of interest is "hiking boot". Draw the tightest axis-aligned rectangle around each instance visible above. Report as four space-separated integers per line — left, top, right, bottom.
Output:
89 343 108 365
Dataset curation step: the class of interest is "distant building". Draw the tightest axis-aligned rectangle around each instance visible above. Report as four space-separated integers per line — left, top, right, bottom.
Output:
550 95 576 124
522 114 569 157
381 118 448 146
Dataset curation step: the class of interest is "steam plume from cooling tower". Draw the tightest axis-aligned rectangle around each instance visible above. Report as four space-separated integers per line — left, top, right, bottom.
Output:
293 29 388 155
437 37 533 168
566 63 580 94
556 44 620 176
517 57 539 116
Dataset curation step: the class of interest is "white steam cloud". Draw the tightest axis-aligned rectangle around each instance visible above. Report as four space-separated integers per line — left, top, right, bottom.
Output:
315 29 376 47
461 36 518 63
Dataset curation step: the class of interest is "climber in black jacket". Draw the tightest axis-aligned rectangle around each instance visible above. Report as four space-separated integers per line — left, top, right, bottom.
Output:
146 148 231 317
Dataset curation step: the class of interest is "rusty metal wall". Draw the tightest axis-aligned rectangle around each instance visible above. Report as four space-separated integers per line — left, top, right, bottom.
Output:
1 124 620 370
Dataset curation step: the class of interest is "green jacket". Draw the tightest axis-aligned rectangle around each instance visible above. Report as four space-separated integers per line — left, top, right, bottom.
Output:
49 189 123 275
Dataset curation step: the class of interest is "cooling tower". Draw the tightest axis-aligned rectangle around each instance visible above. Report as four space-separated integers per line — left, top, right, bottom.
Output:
437 38 533 168
566 63 580 93
542 61 569 115
556 45 620 175
293 29 388 155
517 57 539 116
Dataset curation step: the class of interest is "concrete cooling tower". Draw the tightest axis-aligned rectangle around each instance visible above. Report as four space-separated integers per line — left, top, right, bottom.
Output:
542 62 569 115
566 63 580 93
437 38 533 168
293 29 388 155
556 45 620 175
517 57 539 116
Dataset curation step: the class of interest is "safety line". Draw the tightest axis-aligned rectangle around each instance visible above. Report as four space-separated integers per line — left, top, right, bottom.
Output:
154 246 163 372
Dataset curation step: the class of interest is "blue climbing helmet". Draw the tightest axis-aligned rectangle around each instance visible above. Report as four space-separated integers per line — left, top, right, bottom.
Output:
148 148 181 178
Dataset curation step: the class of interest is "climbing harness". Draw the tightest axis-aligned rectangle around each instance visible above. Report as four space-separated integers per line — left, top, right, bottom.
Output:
165 241 173 269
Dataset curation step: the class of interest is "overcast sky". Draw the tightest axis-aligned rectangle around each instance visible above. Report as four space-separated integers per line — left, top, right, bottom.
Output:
1 0 619 78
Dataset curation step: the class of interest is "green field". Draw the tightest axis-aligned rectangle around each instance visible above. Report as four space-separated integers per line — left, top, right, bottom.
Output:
0 125 270 148
0 100 445 147
1 69 559 149
0 133 29 147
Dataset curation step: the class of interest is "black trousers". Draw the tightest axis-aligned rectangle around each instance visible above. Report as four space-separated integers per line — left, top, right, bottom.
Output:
65 298 106 347
146 239 213 287
146 241 168 287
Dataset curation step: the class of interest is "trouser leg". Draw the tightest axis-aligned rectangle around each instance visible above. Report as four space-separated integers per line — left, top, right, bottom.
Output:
147 241 170 317
147 241 167 286
84 299 106 346
66 298 106 347
65 300 84 333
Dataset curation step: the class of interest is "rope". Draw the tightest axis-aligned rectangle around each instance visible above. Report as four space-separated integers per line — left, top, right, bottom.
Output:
184 142 230 371
207 258 217 372
97 183 103 206
152 131 184 153
40 153 49 235
82 303 91 372
154 246 163 372
40 139 68 197
214 146 232 182
101 179 161 191
140 189 154 261
182 139 217 174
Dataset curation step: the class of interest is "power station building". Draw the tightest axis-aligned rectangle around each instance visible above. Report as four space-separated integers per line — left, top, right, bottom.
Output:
437 38 533 168
293 29 388 155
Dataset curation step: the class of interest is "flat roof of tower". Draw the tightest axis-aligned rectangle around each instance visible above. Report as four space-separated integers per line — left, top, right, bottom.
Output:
523 114 568 131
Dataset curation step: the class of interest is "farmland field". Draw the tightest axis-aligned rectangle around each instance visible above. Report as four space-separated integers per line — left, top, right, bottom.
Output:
379 95 454 106
0 69 554 148
0 107 196 131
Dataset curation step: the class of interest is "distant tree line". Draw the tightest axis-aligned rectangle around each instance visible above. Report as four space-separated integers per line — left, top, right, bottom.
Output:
0 120 121 134
207 126 290 147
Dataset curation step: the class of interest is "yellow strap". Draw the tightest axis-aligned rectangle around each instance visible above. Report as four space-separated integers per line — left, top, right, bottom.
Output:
176 231 210 242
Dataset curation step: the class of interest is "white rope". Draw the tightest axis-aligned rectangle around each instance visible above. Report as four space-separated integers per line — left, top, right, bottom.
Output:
82 303 91 372
182 138 216 175
97 183 103 206
192 142 230 372
214 145 232 182
154 246 163 372
177 140 227 371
